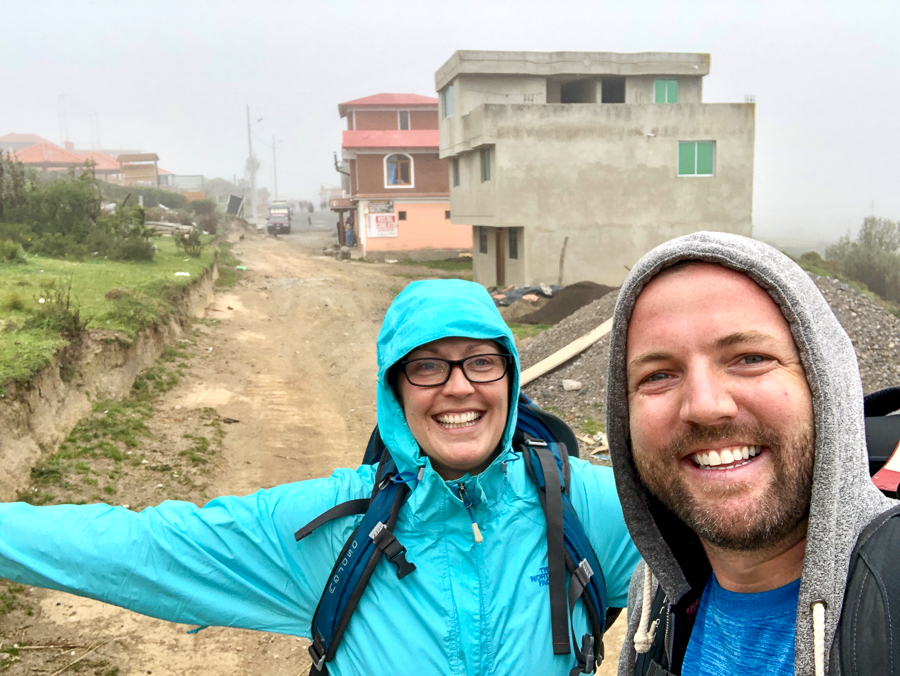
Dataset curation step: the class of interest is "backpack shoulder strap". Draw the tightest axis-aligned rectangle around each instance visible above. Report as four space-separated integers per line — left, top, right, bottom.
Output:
836 504 900 676
298 453 418 675
521 433 609 674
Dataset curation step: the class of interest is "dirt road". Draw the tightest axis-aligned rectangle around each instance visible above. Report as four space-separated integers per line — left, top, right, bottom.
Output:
2 228 624 675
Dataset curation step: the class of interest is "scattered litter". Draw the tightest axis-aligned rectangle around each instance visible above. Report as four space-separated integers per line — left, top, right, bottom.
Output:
562 379 582 391
522 294 540 302
385 259 398 264
121 504 130 509
591 453 610 462
222 418 240 424
350 409 356 412
207 347 213 352
184 258 189 262
227 306 234 310
236 647 243 652
236 265 247 271
174 405 182 410
38 298 45 304
175 272 190 277
156 484 163 488
539 283 554 296
575 433 596 445
141 460 148 464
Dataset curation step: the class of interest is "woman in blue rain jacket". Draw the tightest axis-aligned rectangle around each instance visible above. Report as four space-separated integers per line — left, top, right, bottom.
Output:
0 279 638 675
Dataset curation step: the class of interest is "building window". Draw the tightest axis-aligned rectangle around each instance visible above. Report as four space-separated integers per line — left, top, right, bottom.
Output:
479 226 488 254
445 210 451 219
385 153 412 187
452 158 460 187
399 110 410 130
509 228 518 260
655 79 679 103
678 141 715 176
398 211 407 220
440 85 455 118
480 147 491 182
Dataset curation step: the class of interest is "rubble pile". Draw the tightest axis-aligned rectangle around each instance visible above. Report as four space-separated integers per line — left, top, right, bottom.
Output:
519 273 900 430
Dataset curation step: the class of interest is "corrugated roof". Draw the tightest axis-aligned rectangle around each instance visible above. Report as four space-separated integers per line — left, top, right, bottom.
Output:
342 129 439 150
12 143 86 166
338 93 438 117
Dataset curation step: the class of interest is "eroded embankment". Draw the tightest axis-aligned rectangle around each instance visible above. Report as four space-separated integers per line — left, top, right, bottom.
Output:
0 266 217 501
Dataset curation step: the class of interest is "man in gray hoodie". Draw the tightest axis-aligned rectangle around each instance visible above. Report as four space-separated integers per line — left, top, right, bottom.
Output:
607 232 898 676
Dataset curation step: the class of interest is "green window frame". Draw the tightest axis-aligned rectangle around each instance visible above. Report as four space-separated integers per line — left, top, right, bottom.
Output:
452 157 460 187
678 141 715 176
654 79 679 103
480 147 491 182
508 228 518 260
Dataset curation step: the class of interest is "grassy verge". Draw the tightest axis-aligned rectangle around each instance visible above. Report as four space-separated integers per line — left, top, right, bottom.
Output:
394 257 473 281
0 237 215 394
215 240 243 288
793 252 900 318
507 322 551 342
18 342 221 508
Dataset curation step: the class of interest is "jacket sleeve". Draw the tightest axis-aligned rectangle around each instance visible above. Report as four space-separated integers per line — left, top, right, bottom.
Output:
0 466 375 637
568 460 642 609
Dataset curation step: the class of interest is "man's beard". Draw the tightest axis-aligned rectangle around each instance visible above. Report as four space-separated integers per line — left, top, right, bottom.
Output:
633 421 815 551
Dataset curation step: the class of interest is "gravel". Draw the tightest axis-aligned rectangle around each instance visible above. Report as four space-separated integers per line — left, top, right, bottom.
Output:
518 273 900 443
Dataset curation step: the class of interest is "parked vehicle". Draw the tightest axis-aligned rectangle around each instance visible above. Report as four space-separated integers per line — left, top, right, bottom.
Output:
266 215 291 235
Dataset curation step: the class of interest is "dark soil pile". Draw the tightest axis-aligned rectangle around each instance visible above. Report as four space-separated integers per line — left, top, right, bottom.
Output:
518 281 617 325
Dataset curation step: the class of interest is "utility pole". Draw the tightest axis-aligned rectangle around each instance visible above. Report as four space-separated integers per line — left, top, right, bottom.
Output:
246 104 259 229
272 134 278 200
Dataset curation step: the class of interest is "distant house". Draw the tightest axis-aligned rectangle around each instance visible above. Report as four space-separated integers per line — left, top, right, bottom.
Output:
0 133 57 154
333 93 471 260
11 143 89 172
117 153 160 187
436 50 755 287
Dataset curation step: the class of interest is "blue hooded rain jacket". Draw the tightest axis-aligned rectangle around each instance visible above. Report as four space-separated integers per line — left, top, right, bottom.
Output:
0 279 638 675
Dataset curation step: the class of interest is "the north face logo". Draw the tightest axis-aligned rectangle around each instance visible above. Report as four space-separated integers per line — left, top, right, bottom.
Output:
529 566 549 587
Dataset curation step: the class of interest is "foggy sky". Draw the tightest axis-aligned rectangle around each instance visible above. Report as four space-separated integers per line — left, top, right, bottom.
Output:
1 0 897 244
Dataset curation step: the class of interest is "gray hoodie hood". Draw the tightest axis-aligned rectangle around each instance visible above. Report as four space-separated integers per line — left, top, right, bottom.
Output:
607 232 895 676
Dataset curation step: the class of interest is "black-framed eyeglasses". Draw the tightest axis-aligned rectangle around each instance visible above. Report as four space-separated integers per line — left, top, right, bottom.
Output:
398 353 514 387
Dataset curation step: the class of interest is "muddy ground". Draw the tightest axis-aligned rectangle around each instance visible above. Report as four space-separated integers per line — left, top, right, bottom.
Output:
1 226 625 675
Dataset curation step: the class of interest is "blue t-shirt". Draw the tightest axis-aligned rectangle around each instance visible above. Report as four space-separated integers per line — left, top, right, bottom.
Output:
681 575 801 676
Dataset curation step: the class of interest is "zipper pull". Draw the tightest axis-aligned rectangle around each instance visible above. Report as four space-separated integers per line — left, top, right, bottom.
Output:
456 483 484 543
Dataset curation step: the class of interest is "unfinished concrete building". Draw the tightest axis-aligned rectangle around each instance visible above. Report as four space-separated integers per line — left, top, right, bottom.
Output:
435 51 755 287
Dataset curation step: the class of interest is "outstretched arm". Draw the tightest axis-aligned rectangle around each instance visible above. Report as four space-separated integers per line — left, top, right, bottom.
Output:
0 467 374 637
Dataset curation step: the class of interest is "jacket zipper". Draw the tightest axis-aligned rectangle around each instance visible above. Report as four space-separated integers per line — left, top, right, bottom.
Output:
664 602 674 666
456 483 484 543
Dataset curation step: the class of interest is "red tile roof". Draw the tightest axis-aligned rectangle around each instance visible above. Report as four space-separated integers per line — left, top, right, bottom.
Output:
338 93 438 117
342 129 439 150
12 143 86 166
79 150 119 171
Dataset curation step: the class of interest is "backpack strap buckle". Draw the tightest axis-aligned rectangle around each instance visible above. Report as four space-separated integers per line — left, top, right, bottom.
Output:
370 521 416 579
308 634 327 672
574 558 594 587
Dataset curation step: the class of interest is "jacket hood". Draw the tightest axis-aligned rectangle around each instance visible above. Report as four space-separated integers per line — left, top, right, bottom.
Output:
376 279 519 477
607 232 894 674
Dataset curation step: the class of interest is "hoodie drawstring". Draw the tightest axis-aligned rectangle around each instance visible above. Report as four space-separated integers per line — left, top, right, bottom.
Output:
812 601 826 676
633 564 659 653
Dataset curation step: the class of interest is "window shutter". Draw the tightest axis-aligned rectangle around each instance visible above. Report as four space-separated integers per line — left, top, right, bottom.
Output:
667 79 679 103
678 143 696 175
654 79 666 103
696 142 714 175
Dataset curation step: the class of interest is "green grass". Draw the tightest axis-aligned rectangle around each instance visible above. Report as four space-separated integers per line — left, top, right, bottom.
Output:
0 238 214 393
215 241 243 288
793 251 900 318
507 322 551 341
576 417 605 436
396 257 473 280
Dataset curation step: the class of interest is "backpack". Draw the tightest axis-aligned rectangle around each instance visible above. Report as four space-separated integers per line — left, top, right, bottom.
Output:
294 393 609 675
633 386 900 676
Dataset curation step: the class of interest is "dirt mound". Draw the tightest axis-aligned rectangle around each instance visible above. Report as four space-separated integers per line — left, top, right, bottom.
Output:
518 281 617 325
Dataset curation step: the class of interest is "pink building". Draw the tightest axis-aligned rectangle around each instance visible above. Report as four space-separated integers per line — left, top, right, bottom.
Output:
333 93 471 260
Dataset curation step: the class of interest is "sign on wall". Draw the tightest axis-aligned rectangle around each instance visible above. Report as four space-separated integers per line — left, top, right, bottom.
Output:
367 213 398 238
368 201 394 214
